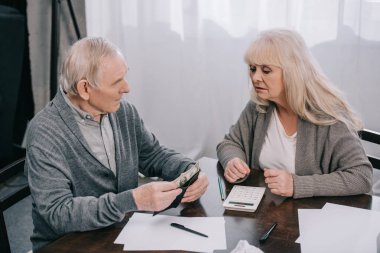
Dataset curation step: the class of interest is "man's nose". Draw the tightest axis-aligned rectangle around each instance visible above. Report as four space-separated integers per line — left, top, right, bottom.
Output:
121 79 130 93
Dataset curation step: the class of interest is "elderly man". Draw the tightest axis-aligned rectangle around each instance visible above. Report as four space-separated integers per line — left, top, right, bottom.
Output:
25 37 208 251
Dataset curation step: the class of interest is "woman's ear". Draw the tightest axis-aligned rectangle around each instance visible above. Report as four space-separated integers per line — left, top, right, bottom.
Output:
76 80 90 100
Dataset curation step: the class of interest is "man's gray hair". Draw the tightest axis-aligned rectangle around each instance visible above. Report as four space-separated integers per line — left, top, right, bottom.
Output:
60 37 123 95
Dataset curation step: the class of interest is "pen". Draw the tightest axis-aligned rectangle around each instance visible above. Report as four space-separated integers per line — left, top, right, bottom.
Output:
259 222 277 243
170 223 208 238
218 176 226 201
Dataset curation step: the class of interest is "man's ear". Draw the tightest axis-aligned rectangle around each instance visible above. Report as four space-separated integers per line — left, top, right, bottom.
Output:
76 80 90 100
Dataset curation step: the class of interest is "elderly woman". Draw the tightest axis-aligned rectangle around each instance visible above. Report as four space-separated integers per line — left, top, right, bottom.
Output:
217 29 372 198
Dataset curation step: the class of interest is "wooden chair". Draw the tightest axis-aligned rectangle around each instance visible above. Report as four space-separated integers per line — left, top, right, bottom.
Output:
359 129 380 169
0 157 30 253
359 129 380 196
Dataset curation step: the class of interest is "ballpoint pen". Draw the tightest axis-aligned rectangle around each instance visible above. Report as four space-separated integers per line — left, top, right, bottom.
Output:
170 223 208 238
218 176 226 201
259 222 277 243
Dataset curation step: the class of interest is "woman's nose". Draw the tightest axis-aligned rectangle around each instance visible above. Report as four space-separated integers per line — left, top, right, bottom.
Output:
251 69 263 82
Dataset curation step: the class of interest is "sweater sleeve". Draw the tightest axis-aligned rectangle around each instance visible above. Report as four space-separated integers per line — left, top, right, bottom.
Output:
26 145 137 235
293 123 373 198
216 101 256 169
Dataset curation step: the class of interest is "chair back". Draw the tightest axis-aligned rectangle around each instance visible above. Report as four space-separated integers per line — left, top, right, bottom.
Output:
359 129 380 197
0 157 30 253
359 129 380 170
0 5 26 165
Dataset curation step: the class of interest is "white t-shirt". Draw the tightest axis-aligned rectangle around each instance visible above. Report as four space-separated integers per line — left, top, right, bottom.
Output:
259 109 297 174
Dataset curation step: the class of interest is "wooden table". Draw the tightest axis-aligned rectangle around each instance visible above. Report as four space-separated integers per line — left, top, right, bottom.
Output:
36 157 380 253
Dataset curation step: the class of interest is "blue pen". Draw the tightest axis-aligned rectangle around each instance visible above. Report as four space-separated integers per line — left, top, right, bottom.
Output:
259 222 277 243
218 176 226 201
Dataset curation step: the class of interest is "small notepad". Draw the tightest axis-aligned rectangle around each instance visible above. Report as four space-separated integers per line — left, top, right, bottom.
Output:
223 185 265 212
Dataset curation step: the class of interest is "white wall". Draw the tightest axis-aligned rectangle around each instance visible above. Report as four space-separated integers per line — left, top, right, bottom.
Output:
86 0 380 159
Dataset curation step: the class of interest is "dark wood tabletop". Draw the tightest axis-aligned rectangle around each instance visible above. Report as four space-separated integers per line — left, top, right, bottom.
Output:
36 157 380 253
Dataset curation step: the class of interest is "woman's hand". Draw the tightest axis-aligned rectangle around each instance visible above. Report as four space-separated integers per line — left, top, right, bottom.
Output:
224 158 250 183
264 168 294 197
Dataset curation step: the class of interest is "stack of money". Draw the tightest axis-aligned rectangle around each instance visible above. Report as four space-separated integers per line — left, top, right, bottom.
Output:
173 162 201 187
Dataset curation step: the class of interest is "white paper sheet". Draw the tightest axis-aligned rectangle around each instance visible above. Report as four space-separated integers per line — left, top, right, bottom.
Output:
115 212 226 252
297 203 380 253
295 209 319 243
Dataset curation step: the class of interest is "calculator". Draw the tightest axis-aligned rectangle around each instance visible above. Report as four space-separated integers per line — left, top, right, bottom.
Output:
223 185 266 212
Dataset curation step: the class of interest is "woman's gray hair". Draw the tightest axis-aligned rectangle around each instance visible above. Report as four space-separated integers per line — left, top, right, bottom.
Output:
244 29 362 133
60 37 123 95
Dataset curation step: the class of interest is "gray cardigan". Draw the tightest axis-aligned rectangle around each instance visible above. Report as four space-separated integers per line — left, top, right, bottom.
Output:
217 101 372 199
25 91 193 250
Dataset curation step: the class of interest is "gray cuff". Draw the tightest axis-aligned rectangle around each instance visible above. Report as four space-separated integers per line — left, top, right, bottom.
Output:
114 190 138 214
219 153 246 170
292 174 314 199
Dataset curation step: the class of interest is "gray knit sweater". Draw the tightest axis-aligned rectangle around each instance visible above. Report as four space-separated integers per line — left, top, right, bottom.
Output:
25 91 193 250
217 101 372 199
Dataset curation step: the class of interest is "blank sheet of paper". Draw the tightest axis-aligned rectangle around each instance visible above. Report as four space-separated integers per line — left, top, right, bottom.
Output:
115 212 226 252
297 203 380 253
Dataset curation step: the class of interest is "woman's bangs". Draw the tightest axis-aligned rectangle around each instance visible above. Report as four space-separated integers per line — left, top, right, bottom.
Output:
245 38 281 67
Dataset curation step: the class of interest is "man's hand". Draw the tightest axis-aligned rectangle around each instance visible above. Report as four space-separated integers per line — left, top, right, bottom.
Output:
181 172 209 203
264 168 294 197
132 181 182 211
224 158 250 183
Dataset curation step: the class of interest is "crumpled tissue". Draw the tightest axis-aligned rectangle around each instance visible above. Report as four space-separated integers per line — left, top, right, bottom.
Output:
230 240 264 253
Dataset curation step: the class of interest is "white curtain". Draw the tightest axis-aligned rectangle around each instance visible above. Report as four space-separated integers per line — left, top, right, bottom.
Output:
85 0 380 160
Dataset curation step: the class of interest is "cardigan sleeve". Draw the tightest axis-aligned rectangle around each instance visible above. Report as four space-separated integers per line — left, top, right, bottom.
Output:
293 122 373 198
216 101 256 169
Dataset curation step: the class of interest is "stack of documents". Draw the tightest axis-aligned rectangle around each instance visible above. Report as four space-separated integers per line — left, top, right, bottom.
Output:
115 212 226 252
297 202 380 253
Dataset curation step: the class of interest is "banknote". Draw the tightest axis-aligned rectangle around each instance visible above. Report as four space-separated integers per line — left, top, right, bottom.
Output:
153 162 201 216
173 162 201 187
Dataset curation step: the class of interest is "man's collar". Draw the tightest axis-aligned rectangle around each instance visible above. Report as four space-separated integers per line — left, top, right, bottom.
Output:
59 86 99 122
